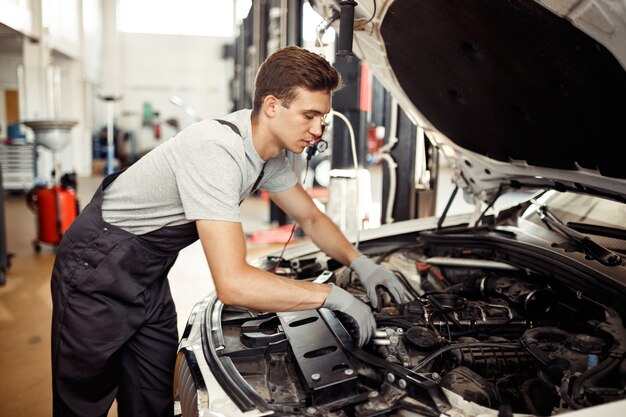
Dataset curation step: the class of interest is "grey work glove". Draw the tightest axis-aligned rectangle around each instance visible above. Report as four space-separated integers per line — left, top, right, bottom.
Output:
322 284 376 347
350 255 412 310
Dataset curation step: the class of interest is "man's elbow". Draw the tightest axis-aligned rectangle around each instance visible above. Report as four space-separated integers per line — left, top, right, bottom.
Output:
213 276 249 307
215 286 240 306
299 209 328 232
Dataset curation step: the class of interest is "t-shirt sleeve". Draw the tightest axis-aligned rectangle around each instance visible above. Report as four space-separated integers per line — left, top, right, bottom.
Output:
173 140 244 222
260 154 298 193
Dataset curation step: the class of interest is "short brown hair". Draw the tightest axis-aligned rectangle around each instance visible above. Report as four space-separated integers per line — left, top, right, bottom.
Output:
252 46 340 116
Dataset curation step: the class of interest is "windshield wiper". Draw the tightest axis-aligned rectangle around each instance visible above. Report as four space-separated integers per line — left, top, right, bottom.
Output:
534 202 622 266
567 222 626 241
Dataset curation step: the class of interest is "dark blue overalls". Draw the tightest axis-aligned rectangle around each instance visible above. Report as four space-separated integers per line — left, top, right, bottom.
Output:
51 170 199 416
51 120 246 416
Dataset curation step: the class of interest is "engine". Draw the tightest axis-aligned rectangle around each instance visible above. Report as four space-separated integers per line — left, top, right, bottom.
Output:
232 242 626 416
319 248 626 415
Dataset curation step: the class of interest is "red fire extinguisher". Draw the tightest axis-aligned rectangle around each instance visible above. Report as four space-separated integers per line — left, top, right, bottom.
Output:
27 182 79 250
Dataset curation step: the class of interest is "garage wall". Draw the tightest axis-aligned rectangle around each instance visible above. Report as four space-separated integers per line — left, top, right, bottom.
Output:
0 53 22 134
4 0 235 175
114 33 233 155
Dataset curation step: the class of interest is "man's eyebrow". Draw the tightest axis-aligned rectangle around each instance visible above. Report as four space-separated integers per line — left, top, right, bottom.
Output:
303 109 328 115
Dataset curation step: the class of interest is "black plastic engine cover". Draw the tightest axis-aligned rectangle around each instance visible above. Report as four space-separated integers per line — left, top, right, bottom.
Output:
278 310 358 406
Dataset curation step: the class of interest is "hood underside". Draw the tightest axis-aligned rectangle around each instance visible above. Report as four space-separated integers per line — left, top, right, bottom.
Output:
312 0 626 199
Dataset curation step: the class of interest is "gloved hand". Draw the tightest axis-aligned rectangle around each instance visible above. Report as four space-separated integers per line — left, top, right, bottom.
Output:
322 284 376 347
350 255 412 309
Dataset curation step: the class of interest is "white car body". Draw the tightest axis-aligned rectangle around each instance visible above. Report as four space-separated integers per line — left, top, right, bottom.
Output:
175 1 626 416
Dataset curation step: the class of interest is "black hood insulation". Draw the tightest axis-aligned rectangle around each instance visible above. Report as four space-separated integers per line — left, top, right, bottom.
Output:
382 0 626 179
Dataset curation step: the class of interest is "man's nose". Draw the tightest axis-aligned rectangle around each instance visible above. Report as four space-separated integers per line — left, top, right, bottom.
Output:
309 117 324 137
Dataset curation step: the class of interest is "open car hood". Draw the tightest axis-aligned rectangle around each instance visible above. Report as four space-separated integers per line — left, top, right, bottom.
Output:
311 0 626 203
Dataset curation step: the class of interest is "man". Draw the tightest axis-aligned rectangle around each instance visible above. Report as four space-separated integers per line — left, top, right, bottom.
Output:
51 45 411 417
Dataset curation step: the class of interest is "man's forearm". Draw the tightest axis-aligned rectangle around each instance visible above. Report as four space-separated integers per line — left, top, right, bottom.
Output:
229 212 358 312
216 264 331 312
198 218 332 312
268 185 362 266
299 212 362 267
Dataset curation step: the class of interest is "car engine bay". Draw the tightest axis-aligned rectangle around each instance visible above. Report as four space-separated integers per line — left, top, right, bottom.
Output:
215 235 626 417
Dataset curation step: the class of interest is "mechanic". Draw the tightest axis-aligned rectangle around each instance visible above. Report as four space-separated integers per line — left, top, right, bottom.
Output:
50 45 411 417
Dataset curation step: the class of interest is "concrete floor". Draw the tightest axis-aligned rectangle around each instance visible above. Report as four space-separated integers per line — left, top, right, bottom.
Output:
0 162 484 416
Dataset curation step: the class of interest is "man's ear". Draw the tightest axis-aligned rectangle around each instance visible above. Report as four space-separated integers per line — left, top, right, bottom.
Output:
262 95 279 118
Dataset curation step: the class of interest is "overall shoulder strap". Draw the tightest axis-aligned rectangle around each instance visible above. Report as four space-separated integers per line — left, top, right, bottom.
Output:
214 119 265 204
214 119 241 137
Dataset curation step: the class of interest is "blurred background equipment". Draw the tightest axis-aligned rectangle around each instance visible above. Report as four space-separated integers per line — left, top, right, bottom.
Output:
22 120 79 251
98 95 123 175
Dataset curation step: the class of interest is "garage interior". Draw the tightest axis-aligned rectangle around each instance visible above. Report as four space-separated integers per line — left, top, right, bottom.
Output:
1 144 477 416
0 1 478 415
3 1 622 416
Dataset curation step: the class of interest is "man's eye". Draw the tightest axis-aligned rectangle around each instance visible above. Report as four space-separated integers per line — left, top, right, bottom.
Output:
304 114 314 120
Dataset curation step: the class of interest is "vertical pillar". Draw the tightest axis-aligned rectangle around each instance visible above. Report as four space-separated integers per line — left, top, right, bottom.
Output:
21 37 49 120
21 5 52 182
326 55 372 234
330 55 367 170
101 0 121 98
284 0 302 46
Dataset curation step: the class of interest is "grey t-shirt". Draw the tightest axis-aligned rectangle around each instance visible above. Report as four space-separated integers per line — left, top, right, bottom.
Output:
101 109 298 235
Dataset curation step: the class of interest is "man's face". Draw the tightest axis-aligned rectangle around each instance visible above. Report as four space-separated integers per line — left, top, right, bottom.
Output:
272 88 331 154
